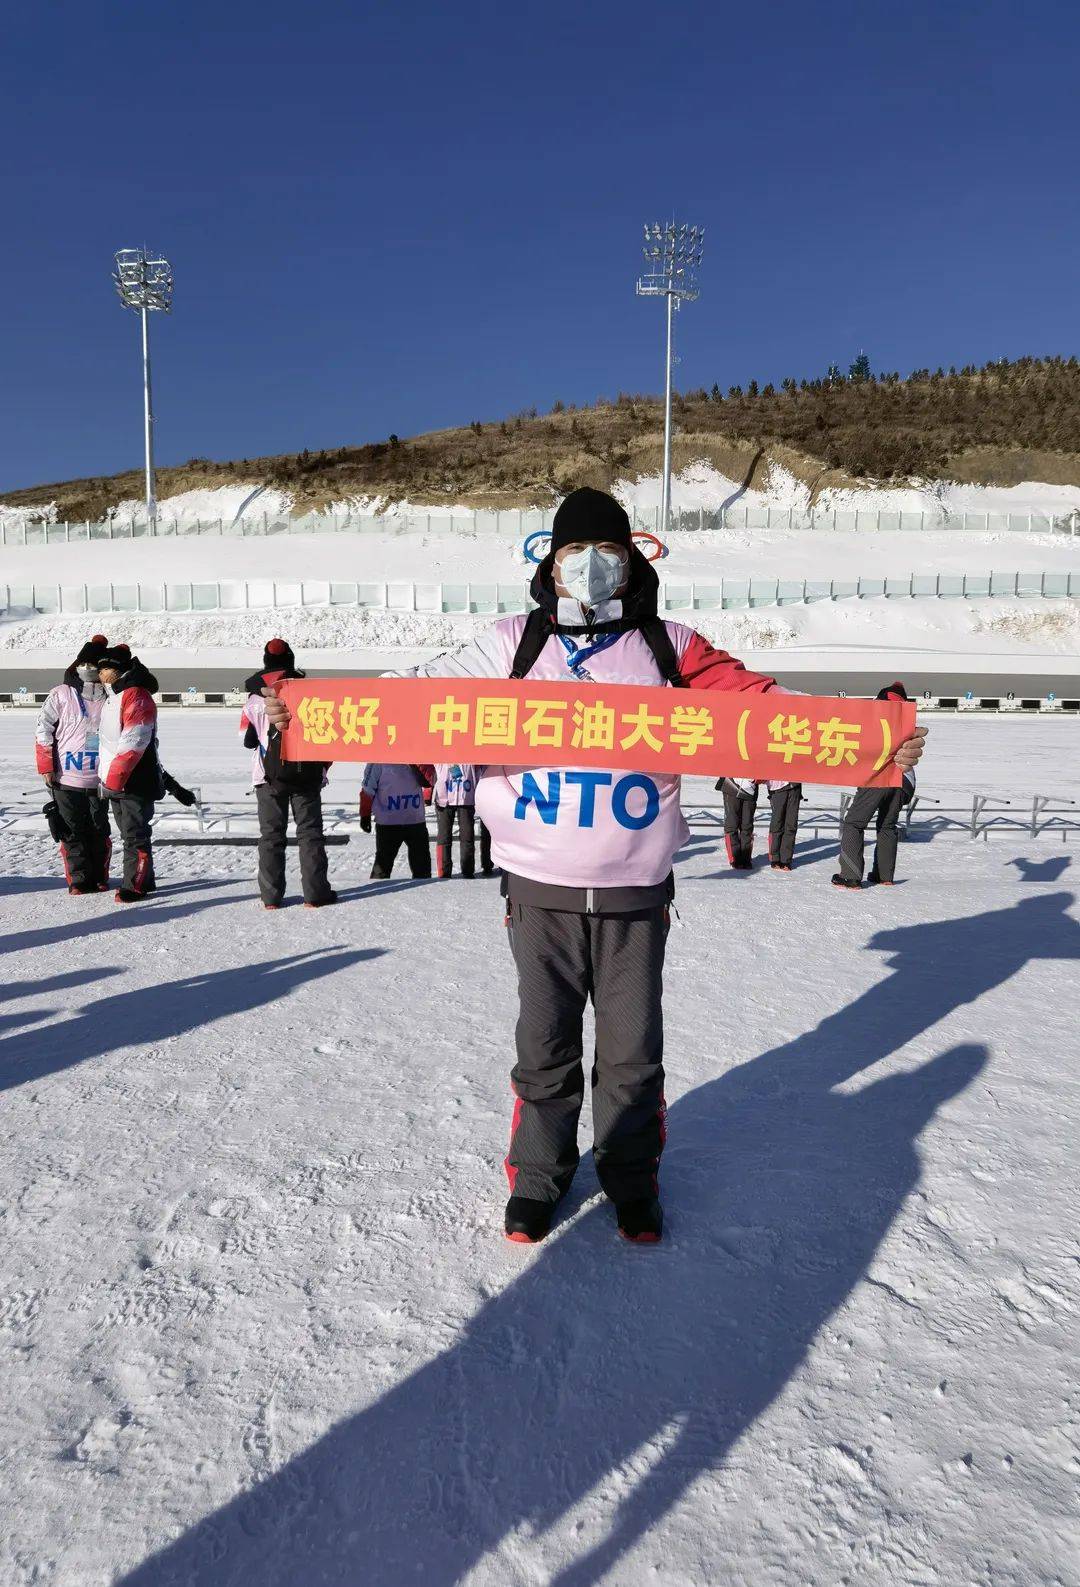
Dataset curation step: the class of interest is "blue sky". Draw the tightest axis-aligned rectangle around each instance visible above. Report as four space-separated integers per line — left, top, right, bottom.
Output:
2 0 1077 490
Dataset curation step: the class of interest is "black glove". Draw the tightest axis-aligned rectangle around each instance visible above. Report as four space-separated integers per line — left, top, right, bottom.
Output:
43 800 71 843
360 815 372 834
162 771 198 807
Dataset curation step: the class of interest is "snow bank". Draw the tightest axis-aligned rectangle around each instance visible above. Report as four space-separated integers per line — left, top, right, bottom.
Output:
614 461 1080 519
107 484 296 526
5 465 1080 536
3 597 1079 666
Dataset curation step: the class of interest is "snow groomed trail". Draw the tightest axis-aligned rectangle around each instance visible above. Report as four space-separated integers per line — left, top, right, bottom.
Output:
0 719 1078 1585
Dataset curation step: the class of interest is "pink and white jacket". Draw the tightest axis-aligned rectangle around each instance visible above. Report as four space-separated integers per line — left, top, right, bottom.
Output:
241 691 270 787
35 682 108 790
404 617 779 889
361 764 429 825
433 763 478 808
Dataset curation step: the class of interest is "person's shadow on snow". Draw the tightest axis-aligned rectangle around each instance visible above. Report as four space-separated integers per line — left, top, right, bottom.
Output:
120 891 1080 1587
0 949 384 1093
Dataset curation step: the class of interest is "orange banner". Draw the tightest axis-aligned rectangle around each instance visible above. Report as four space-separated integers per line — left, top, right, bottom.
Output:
279 679 913 787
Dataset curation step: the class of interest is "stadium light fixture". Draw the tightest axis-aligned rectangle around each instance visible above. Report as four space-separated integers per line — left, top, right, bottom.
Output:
636 222 704 531
113 248 173 525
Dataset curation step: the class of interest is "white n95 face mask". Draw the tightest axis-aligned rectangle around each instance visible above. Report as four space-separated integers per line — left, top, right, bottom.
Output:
76 664 99 683
559 546 627 607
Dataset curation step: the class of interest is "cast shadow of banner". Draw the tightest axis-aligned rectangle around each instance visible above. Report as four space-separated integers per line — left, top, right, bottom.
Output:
121 891 1079 1586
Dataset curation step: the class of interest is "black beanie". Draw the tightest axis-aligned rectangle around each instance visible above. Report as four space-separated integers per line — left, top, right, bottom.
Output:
99 645 132 671
877 680 909 701
263 637 296 673
550 488 633 557
73 634 109 668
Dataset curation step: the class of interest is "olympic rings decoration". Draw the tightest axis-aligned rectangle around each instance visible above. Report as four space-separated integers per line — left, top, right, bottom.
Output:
522 529 668 565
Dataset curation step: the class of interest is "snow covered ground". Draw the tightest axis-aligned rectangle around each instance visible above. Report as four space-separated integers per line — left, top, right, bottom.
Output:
1 716 1078 1586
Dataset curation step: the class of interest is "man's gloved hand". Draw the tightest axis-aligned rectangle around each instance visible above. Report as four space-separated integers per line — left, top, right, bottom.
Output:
41 771 55 788
360 814 372 833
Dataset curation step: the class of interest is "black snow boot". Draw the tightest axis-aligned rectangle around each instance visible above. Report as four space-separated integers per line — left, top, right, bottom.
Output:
831 873 861 890
504 1196 555 1245
616 1197 664 1244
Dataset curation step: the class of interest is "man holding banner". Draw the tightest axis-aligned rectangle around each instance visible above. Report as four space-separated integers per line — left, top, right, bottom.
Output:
266 487 925 1247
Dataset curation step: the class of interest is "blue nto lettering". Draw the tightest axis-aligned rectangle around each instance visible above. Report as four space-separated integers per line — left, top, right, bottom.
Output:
63 752 84 772
514 771 561 825
564 771 613 828
611 774 660 830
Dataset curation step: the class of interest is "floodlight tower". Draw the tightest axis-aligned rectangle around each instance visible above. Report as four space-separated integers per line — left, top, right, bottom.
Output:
636 222 704 531
113 248 173 525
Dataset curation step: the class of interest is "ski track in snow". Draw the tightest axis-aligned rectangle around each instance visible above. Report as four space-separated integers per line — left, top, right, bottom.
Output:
1 717 1078 1586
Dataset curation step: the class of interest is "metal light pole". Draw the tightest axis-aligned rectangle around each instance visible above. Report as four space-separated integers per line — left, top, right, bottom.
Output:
636 222 704 532
113 248 173 525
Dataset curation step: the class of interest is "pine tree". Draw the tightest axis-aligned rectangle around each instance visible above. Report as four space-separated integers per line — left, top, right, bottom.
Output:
849 352 872 383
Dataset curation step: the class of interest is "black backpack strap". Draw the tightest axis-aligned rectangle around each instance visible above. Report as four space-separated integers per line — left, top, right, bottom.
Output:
509 608 556 679
510 608 685 685
638 617 686 687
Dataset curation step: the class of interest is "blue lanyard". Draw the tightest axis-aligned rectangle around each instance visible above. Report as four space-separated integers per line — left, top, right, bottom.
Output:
77 693 88 719
558 631 620 680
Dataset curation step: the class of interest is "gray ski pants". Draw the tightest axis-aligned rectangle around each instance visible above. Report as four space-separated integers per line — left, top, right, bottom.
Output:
256 782 332 905
838 786 905 883
722 779 758 865
109 794 155 893
505 900 669 1204
768 783 802 867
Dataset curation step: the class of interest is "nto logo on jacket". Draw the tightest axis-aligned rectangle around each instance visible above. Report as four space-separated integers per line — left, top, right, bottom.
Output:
385 792 424 812
514 771 661 830
63 750 99 772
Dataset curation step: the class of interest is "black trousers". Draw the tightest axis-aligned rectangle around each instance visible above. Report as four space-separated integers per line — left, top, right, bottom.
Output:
505 900 669 1205
435 804 493 877
767 784 802 867
722 780 758 865
109 794 155 893
256 782 332 905
53 785 111 889
838 786 905 883
371 821 431 880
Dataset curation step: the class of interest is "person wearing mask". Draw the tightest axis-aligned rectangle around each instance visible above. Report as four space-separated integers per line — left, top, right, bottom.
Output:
360 763 434 879
833 682 916 889
97 646 162 902
718 776 759 870
264 488 926 1245
35 634 112 893
767 779 802 871
241 639 336 910
432 763 494 879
